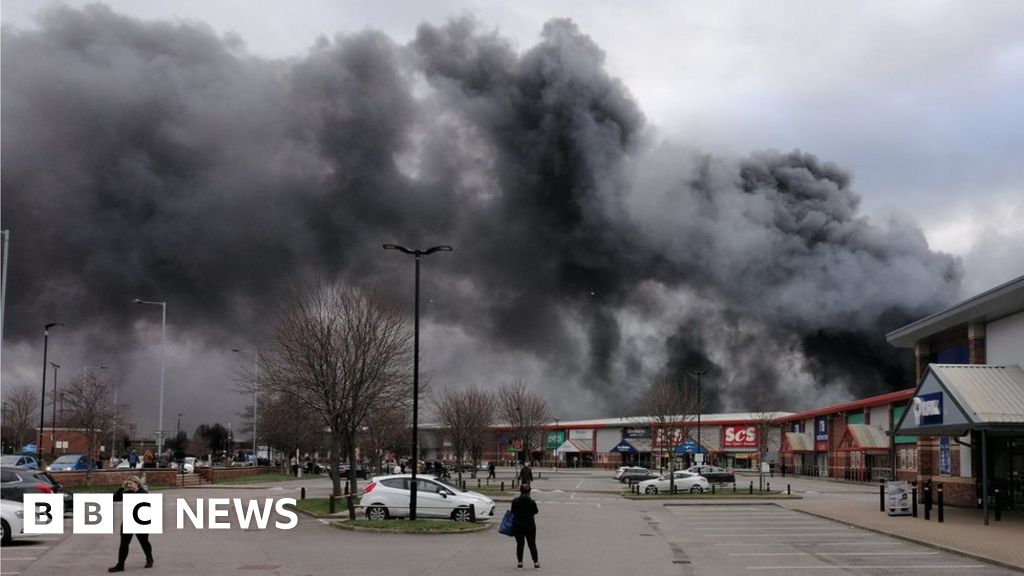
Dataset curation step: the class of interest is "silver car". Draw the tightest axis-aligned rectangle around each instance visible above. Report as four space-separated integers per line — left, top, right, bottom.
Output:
361 474 495 521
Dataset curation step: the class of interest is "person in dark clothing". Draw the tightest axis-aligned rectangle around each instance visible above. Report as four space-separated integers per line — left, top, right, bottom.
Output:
109 476 154 572
510 483 539 569
517 462 533 484
487 461 496 479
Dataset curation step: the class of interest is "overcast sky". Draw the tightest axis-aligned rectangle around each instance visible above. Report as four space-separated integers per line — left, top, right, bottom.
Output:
2 1 1022 444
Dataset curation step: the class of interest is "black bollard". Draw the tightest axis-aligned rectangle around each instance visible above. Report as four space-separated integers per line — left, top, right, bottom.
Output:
301 487 306 500
880 481 885 512
711 484 715 495
787 484 791 495
469 503 477 523
749 481 753 495
767 482 771 493
912 486 918 517
937 483 944 523
501 481 505 492
345 483 349 495
478 478 481 487
733 482 736 493
329 494 336 514
924 483 931 521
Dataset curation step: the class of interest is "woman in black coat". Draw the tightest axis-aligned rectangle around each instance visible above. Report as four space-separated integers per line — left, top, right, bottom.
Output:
109 476 154 572
510 482 540 569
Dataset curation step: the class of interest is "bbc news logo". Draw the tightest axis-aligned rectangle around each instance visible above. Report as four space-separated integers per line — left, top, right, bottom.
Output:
23 495 298 534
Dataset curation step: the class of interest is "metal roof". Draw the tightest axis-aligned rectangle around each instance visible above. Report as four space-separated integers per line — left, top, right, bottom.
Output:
887 275 1024 348
931 364 1024 425
782 432 814 452
845 424 890 451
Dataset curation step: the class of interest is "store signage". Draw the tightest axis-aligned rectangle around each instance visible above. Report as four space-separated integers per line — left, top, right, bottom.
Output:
912 392 943 426
545 431 565 449
723 426 757 448
624 427 651 439
939 436 951 475
814 416 829 451
569 429 592 440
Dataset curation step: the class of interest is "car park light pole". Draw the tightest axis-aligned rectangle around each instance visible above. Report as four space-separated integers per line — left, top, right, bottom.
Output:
690 370 706 463
49 362 60 454
383 243 452 521
134 299 167 453
39 322 63 459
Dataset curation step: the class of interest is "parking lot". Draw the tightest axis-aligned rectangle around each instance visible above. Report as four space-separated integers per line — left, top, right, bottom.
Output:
2 470 1021 575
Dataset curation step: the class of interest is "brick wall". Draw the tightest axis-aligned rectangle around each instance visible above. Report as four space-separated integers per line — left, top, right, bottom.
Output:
50 469 180 488
197 466 275 482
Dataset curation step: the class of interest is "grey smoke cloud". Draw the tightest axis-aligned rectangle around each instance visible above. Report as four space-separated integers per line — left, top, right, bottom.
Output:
1 6 960 430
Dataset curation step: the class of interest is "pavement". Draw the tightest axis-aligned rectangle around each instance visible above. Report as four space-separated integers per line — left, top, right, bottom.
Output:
769 475 1024 572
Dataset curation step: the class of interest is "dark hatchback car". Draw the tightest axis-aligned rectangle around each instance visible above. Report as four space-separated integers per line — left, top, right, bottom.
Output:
0 465 73 512
685 465 736 484
619 467 660 485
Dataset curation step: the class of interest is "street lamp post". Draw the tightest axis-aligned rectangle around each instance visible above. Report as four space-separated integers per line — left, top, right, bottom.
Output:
49 363 60 454
383 243 452 521
690 370 706 464
134 299 167 453
232 348 260 465
177 413 184 437
38 322 63 459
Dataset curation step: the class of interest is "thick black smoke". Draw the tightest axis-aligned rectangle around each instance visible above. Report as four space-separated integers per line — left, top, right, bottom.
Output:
1 7 961 427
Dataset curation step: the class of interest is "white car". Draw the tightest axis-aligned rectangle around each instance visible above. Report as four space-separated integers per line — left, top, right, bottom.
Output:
637 471 709 495
361 474 495 522
1 499 26 545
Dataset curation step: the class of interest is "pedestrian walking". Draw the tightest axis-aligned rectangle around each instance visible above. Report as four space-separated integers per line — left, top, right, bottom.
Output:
510 482 540 569
517 462 533 484
487 461 496 479
108 476 154 572
127 449 139 469
142 449 154 469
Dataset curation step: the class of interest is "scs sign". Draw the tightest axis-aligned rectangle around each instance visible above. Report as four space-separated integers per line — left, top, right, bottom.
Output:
723 426 758 448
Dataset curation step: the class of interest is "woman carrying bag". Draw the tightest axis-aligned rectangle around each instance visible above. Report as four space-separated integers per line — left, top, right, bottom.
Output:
510 482 540 569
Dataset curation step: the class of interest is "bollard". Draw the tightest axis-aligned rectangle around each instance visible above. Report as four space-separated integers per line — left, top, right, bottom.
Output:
478 478 481 487
937 483 944 523
469 503 477 523
912 486 918 517
301 487 306 500
501 481 505 492
767 482 771 493
329 494 336 514
462 480 466 491
995 489 1002 522
787 484 791 496
345 483 350 495
749 482 753 495
538 472 542 480
924 483 931 521
733 482 736 493
711 484 715 495
880 482 885 512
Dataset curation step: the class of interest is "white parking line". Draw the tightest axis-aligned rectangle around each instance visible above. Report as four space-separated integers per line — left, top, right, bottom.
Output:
575 480 585 489
705 533 872 537
731 552 940 557
714 541 896 546
749 561 987 565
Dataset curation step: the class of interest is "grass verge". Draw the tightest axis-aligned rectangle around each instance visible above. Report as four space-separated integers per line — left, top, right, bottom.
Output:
210 472 300 485
292 497 361 516
621 491 801 500
340 519 490 533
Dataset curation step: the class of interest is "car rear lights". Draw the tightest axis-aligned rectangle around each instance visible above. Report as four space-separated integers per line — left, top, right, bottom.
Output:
363 482 376 494
34 484 54 493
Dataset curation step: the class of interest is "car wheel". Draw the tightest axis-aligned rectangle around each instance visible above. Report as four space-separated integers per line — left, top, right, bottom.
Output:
690 485 704 494
644 485 658 495
1 519 10 545
366 506 389 521
451 507 473 522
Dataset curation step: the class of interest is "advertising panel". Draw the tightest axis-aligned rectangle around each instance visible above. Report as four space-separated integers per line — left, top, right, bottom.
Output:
545 431 565 449
722 426 757 449
939 436 951 475
569 429 593 440
814 416 829 451
886 481 912 516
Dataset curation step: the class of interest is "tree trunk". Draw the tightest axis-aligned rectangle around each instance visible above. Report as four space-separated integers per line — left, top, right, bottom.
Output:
347 444 358 520
330 434 343 497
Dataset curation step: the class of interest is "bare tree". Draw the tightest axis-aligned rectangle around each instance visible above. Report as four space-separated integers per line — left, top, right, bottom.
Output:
750 407 784 493
433 387 496 483
498 382 550 466
62 371 118 486
634 378 701 494
361 402 409 475
260 281 411 519
3 384 39 451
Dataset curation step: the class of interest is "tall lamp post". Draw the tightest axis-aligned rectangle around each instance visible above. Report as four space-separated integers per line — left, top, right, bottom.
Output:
177 413 184 437
38 322 63 458
383 243 452 521
49 363 60 454
232 348 260 465
134 299 167 453
690 370 706 464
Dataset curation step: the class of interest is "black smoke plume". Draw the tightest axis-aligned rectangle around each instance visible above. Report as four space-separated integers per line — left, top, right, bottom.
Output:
1 7 961 428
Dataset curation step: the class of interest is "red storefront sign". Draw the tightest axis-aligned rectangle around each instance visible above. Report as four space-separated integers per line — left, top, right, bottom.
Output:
723 426 757 448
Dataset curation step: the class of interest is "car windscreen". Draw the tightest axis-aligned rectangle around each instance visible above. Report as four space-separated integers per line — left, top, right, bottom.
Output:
51 455 81 464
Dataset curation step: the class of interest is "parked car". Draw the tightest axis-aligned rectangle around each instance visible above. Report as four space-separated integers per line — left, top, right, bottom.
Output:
684 465 735 484
1 499 26 545
637 471 709 494
168 457 198 474
361 474 495 521
0 465 73 512
613 466 630 480
117 459 143 470
335 464 368 479
0 455 39 470
619 467 660 485
46 454 95 472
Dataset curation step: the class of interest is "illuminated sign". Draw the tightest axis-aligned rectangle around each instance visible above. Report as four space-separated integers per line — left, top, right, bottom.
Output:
723 426 757 448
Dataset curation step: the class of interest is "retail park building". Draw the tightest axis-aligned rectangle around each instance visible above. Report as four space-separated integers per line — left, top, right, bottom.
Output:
429 275 1024 511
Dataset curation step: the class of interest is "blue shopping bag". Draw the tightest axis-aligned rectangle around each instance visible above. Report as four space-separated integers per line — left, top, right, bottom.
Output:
498 509 516 536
